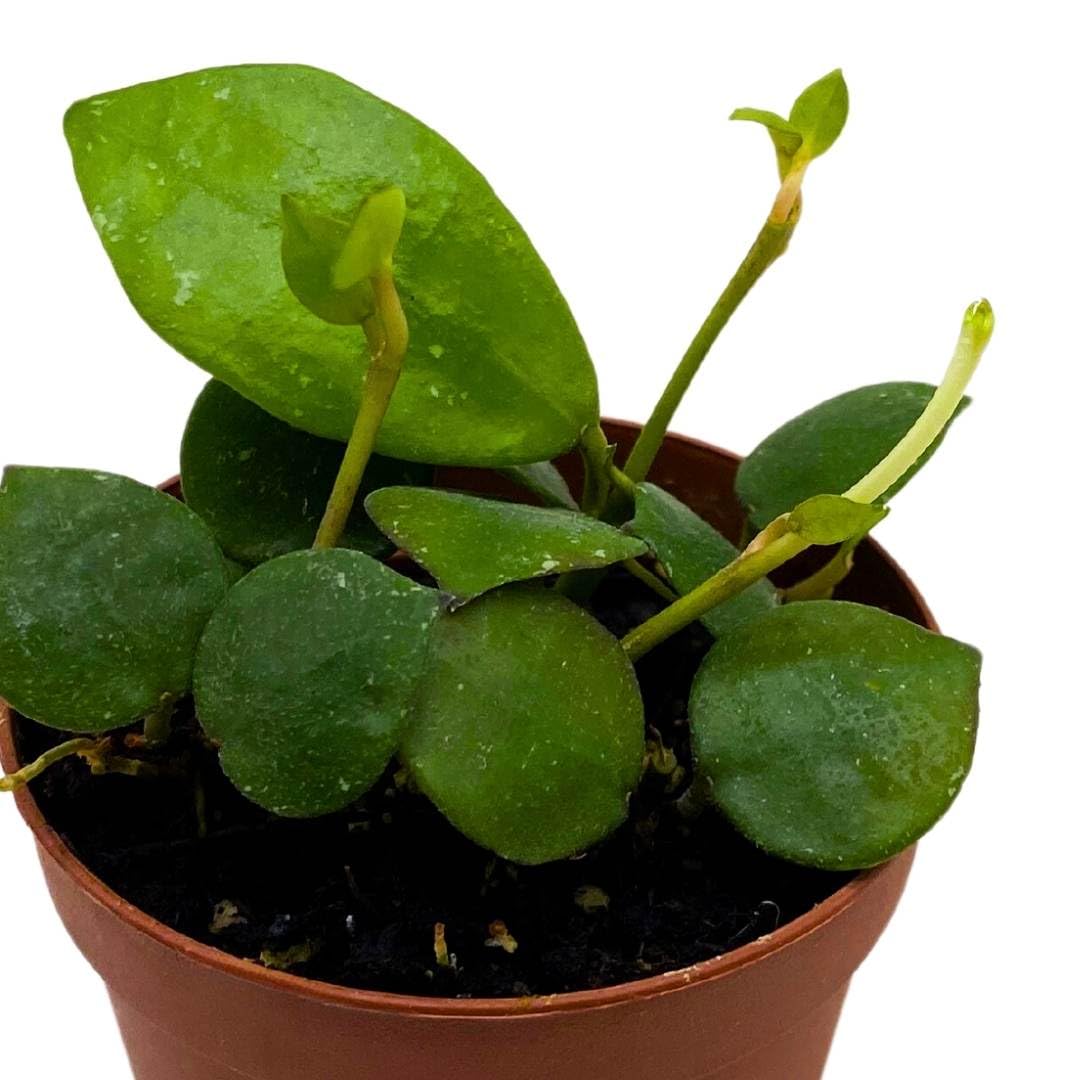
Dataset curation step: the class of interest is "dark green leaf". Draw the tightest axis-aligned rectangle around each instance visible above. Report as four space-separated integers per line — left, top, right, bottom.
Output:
735 382 971 530
730 107 803 177
181 379 430 565
631 483 777 636
691 601 980 869
364 488 647 601
789 69 849 159
787 494 888 545
65 65 599 466
0 468 231 731
194 549 440 817
404 587 644 863
498 462 579 511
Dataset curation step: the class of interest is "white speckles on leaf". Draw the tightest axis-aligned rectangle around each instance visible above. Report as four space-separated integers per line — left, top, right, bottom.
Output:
173 270 200 306
213 86 232 101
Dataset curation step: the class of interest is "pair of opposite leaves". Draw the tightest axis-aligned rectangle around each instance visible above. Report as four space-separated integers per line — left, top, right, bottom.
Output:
0 373 978 868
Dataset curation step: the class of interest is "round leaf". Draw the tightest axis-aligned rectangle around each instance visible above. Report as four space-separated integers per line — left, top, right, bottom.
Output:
631 483 777 636
181 379 430 565
404 587 645 864
65 65 599 466
691 601 981 869
194 549 440 817
735 382 971 530
365 487 648 601
0 467 231 731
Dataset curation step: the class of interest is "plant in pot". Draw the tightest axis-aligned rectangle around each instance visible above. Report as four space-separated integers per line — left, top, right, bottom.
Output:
0 65 991 1080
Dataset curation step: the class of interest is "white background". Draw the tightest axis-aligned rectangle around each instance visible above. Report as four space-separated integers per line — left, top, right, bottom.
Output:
1 3 1075 1076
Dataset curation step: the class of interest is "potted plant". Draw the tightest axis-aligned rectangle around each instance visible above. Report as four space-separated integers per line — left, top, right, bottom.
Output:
0 64 991 1080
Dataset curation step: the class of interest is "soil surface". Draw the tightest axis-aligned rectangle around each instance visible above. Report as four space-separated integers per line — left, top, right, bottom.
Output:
14 570 850 998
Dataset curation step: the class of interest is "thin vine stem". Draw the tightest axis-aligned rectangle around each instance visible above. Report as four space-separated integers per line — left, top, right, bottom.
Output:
0 738 100 793
313 270 409 550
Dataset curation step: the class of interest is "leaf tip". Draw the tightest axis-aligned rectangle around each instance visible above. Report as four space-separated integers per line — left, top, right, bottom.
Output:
964 298 995 351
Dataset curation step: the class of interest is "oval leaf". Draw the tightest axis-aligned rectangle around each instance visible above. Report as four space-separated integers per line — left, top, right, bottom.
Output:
181 379 430 565
0 468 231 731
787 494 888 545
65 64 599 466
631 483 777 636
729 107 803 177
364 488 647 601
789 69 849 159
404 587 644 864
194 549 440 817
691 601 981 869
735 382 971 530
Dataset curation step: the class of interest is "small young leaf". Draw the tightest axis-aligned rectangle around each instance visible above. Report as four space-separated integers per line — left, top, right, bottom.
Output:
498 461 579 511
691 602 980 869
364 488 647 601
630 484 777 636
0 468 231 731
280 196 375 326
789 68 849 159
65 65 599 466
181 380 430 565
332 186 406 288
735 382 971 530
194 549 440 817
730 108 803 177
404 587 644 864
787 494 888 545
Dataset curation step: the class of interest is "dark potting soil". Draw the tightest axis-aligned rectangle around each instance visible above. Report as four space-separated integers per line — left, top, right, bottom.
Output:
13 570 851 998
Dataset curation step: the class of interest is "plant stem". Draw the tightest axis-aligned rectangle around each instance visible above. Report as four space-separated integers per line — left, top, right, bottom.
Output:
621 532 808 662
622 558 678 602
579 424 614 518
621 204 800 485
313 270 409 550
783 534 862 602
143 696 176 747
0 737 100 793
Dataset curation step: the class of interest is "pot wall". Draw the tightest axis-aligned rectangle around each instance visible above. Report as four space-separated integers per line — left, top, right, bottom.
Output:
1 423 929 1080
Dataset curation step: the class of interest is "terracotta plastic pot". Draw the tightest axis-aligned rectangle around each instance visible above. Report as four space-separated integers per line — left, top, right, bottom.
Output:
0 422 933 1080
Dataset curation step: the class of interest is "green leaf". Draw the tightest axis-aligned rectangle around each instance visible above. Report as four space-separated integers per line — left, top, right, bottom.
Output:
65 64 599 466
630 483 777 636
498 462 579 511
364 487 647 601
404 587 644 863
789 69 849 159
332 185 406 288
735 382 971 530
787 494 888 545
181 379 430 565
690 601 980 869
730 108 803 177
0 468 231 732
194 549 440 817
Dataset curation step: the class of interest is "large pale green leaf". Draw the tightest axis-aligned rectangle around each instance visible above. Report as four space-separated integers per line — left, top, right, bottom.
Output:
0 468 231 731
181 379 430 565
735 382 970 530
691 602 980 869
194 549 440 817
631 483 777 636
404 587 644 864
365 487 647 601
65 64 598 466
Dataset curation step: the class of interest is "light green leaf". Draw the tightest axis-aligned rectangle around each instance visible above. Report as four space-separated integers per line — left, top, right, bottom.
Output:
404 587 644 864
789 68 849 159
730 107 803 177
498 461 579 511
181 379 430 565
735 382 971 530
787 494 888 545
691 601 980 869
65 64 599 466
332 185 406 288
194 549 440 817
630 483 777 636
0 468 231 731
364 487 647 601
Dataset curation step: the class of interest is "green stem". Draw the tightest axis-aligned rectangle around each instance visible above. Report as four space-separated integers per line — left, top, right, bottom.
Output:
783 533 862 602
579 424 614 518
622 532 808 662
0 738 100 793
622 558 678 602
143 696 177 747
313 270 409 550
622 207 800 485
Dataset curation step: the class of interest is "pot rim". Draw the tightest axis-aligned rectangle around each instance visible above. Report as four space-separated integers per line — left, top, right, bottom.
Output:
1 423 933 1019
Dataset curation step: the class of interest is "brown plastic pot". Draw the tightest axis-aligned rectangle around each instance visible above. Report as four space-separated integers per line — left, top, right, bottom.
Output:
0 422 934 1080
